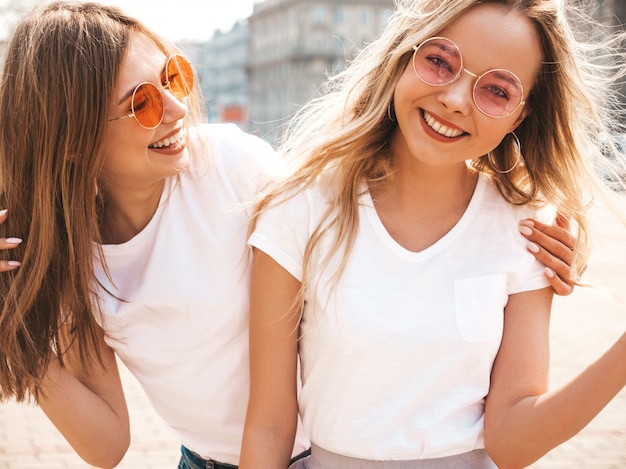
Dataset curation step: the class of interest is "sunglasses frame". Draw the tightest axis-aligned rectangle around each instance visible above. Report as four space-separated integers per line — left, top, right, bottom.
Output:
411 37 525 119
109 54 194 129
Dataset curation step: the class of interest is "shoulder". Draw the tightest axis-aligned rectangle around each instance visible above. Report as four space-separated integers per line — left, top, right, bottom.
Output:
191 123 279 167
189 123 284 193
480 174 555 224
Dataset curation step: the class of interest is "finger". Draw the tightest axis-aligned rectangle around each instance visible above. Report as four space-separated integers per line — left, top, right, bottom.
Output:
544 267 574 296
0 237 23 250
520 220 573 265
0 260 21 272
526 240 574 286
0 209 7 223
554 212 570 230
521 218 576 249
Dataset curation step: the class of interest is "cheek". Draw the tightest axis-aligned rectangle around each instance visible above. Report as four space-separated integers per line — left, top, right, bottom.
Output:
100 128 145 172
393 63 424 114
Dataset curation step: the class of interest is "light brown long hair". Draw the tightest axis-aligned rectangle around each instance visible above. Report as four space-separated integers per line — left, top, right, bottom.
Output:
0 1 203 401
251 0 626 311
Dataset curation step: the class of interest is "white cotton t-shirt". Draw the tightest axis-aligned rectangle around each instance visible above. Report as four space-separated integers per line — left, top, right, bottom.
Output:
93 123 309 465
249 173 551 461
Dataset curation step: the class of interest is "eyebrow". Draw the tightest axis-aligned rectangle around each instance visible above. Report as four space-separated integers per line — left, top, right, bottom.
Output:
428 40 461 59
118 85 137 105
117 58 169 105
489 70 523 90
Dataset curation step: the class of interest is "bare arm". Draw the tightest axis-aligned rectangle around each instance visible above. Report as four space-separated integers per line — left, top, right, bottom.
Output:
484 288 626 469
519 214 584 296
239 249 301 469
38 328 130 469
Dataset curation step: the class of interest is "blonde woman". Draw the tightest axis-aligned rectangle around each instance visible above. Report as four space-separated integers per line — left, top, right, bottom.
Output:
0 2 312 468
240 0 626 468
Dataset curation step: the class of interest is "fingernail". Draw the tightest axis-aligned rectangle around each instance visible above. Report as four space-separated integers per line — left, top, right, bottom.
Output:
544 267 554 278
0 209 7 217
519 225 533 236
6 238 22 245
8 261 21 267
520 219 535 227
527 241 540 253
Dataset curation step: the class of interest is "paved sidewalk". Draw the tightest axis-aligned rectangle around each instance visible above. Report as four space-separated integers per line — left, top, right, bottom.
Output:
1 197 625 468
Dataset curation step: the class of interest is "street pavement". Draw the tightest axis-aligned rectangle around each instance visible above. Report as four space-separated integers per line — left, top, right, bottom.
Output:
1 195 625 469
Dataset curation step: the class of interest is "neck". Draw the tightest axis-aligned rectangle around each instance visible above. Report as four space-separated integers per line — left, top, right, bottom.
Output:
99 179 165 244
388 159 477 212
370 159 479 252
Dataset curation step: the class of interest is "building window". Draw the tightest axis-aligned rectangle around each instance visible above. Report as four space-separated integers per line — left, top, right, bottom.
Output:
382 9 393 25
361 9 370 25
314 7 325 24
336 7 346 24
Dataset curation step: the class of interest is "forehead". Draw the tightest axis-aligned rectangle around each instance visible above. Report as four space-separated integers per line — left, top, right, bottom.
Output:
116 33 167 92
436 3 543 86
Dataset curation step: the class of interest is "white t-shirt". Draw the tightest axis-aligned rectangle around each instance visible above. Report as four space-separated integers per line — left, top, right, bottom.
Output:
249 173 551 461
93 123 309 465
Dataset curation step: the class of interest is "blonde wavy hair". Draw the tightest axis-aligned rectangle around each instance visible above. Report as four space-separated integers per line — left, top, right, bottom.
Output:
0 1 205 401
251 0 626 306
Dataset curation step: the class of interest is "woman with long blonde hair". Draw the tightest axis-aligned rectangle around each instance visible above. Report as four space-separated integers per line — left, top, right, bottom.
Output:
240 0 626 467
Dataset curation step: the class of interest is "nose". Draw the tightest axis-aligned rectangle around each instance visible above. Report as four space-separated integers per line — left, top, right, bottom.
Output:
437 71 474 116
162 88 188 123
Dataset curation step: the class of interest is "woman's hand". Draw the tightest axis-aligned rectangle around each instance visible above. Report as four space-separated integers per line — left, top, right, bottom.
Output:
519 213 584 296
0 209 22 271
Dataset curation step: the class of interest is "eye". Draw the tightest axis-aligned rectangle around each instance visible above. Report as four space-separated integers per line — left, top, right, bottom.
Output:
132 87 152 111
483 83 510 101
425 54 454 75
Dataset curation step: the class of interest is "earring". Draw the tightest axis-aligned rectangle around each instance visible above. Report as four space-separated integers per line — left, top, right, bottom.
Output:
387 100 396 121
488 132 523 174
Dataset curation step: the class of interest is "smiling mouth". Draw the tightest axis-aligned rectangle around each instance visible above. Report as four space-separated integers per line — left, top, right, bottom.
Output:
422 110 465 138
148 128 185 149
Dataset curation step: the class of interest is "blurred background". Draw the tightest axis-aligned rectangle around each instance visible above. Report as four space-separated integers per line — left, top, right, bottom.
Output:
2 0 625 144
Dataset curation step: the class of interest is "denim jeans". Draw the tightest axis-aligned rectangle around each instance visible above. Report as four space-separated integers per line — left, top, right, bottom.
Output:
178 446 238 469
178 445 311 469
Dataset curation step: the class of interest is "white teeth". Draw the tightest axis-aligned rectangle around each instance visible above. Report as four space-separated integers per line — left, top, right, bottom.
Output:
148 129 185 149
423 111 464 138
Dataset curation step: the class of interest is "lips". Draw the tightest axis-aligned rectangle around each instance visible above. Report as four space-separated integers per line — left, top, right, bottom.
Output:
422 110 465 138
148 128 185 149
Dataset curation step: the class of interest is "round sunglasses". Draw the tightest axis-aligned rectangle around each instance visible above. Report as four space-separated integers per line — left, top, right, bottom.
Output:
109 54 194 129
412 37 525 118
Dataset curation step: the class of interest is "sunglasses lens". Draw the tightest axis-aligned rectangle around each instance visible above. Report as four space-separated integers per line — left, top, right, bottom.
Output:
413 37 524 118
474 71 523 117
413 37 462 86
132 82 164 128
166 55 194 98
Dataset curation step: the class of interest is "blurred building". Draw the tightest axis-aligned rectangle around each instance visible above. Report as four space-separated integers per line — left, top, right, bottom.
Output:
180 20 250 130
247 0 394 142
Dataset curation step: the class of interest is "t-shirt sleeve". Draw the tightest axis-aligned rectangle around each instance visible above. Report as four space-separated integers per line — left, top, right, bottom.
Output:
507 204 556 295
198 123 285 207
249 188 316 282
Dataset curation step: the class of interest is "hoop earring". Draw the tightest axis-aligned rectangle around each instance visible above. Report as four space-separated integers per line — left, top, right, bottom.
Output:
488 132 522 174
387 100 396 121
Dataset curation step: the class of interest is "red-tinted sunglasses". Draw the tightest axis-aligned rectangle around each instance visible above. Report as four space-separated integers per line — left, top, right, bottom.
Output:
109 54 194 129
